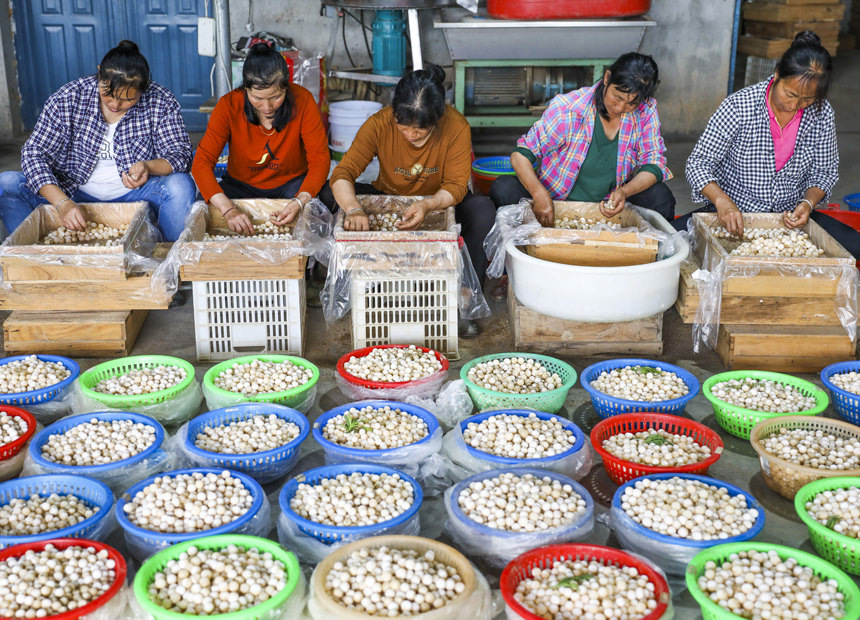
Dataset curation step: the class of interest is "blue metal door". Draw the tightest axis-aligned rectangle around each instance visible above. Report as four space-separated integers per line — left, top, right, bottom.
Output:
13 0 214 131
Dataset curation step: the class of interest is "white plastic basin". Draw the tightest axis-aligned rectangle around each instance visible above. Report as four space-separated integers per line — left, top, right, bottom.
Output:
505 210 690 322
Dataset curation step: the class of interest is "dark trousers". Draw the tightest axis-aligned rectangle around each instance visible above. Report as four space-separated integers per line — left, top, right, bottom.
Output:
672 206 860 259
319 180 497 287
219 173 307 200
489 175 677 221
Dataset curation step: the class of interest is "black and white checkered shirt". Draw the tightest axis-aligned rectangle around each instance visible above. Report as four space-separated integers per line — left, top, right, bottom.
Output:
686 77 838 213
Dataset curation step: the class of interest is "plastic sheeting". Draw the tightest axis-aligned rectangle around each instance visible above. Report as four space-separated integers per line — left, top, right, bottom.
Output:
75 580 130 620
276 510 421 565
484 200 683 280
403 380 474 432
319 195 490 324
335 368 448 401
201 382 317 415
0 422 42 483
70 380 203 428
24 391 75 425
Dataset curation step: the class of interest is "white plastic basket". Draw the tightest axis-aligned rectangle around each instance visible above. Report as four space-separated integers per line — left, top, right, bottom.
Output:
351 271 459 360
192 278 305 361
744 55 775 88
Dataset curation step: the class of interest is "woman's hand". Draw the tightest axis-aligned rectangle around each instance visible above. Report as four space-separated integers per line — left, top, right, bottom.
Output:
396 199 431 231
715 195 744 237
272 192 311 226
344 208 370 231
122 162 149 189
784 200 812 229
224 207 255 235
600 187 628 217
532 191 555 227
57 200 87 231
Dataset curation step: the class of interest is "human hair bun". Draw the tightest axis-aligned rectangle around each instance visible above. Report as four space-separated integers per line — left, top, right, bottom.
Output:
249 42 272 53
116 40 140 53
422 64 446 85
793 30 821 46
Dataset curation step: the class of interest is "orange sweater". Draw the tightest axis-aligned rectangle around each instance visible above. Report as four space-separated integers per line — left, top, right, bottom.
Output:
330 106 471 204
192 85 330 201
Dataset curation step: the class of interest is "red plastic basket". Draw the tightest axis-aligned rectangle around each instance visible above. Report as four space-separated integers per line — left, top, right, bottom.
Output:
590 413 724 485
0 406 36 461
336 345 449 390
0 538 127 620
500 544 670 620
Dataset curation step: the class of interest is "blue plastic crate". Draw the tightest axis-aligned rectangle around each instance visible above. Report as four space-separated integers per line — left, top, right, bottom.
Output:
184 403 309 483
845 194 860 212
0 355 79 407
821 361 860 425
0 474 113 548
581 358 700 419
278 463 423 544
313 401 438 461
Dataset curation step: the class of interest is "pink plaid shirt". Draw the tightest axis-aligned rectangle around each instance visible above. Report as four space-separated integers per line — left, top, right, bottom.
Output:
518 83 672 200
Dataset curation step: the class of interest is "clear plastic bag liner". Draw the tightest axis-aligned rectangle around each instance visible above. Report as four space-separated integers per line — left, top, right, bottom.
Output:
688 215 859 352
443 486 594 569
295 51 325 105
320 195 489 324
276 510 421 565
70 380 203 428
302 560 495 620
24 388 75 425
330 158 380 184
201 382 317 415
335 369 448 401
122 492 272 562
403 380 474 432
76 580 129 620
0 421 42 483
440 425 593 483
123 568 308 620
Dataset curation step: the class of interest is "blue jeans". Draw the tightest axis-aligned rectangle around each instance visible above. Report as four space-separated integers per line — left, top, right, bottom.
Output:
0 171 196 241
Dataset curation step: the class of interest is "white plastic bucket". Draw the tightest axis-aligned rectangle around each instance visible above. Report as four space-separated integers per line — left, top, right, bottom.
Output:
329 101 383 153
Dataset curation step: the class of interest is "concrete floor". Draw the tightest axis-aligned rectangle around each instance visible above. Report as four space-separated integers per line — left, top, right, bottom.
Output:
0 51 857 619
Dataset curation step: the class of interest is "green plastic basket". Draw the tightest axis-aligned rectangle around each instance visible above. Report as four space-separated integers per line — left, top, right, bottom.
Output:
78 355 196 409
134 534 301 620
702 370 828 440
203 355 319 407
796 477 860 576
686 542 860 620
459 353 577 414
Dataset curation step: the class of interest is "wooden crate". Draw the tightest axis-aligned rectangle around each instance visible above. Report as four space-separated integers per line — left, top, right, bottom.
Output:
0 202 149 282
525 202 658 267
675 256 700 324
743 2 845 23
4 309 149 357
179 199 307 281
716 324 855 372
737 34 838 58
745 19 841 39
509 286 663 356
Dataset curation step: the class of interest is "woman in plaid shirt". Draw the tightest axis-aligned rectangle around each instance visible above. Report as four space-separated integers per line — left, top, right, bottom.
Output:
0 40 194 242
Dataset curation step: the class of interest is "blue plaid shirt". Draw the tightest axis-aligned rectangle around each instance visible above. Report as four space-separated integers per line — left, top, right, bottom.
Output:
21 75 192 196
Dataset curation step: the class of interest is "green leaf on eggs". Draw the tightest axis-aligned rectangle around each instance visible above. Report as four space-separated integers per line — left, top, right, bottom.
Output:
552 574 595 590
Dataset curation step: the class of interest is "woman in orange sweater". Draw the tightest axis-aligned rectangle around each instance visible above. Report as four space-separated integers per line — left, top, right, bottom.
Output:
192 44 330 234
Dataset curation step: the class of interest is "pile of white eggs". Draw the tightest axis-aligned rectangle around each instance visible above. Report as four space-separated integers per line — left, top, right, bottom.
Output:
620 477 759 541
553 216 621 231
696 550 845 620
710 378 817 413
0 493 98 536
589 365 689 402
602 429 712 467
805 486 860 539
92 364 187 397
41 222 127 246
289 471 415 527
761 428 860 470
321 405 429 450
40 418 157 466
204 221 292 241
344 346 442 383
122 471 254 533
712 226 825 258
463 413 576 459
467 357 563 394
0 413 29 447
323 546 466 615
456 472 587 532
194 415 301 454
212 359 313 395
0 544 117 618
147 544 287 615
513 559 659 620
368 213 402 232
0 355 71 394
830 372 860 396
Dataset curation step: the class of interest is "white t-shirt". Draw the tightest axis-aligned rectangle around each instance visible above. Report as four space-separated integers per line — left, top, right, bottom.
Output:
78 122 128 200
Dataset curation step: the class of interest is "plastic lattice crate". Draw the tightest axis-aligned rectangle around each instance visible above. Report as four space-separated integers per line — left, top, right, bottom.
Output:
193 278 305 362
351 271 459 360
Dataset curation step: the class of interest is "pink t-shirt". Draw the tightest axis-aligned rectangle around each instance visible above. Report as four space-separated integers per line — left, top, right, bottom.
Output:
766 80 803 172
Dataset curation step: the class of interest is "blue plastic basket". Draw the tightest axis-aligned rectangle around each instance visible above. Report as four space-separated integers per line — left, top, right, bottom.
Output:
845 194 860 212
457 410 587 467
0 474 114 549
183 403 310 482
471 156 537 176
278 463 423 544
115 467 265 547
447 467 593 540
821 361 860 425
581 359 700 419
0 355 80 407
612 472 766 549
313 401 439 461
28 411 165 476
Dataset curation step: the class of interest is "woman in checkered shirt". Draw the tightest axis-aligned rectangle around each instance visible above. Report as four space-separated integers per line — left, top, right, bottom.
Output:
678 31 857 257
